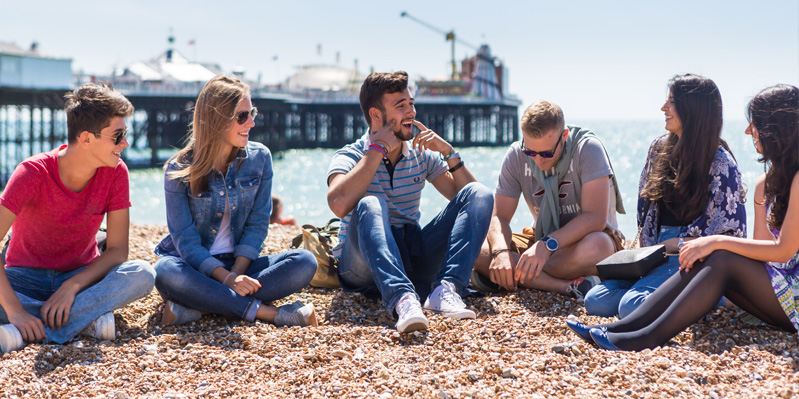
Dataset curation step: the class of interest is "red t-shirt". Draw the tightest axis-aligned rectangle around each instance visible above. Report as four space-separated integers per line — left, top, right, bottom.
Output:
0 145 131 271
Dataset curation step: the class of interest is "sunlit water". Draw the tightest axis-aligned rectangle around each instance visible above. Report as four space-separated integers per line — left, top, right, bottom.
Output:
130 120 761 239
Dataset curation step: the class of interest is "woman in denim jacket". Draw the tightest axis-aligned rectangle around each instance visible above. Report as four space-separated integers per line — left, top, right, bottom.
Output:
583 74 746 318
153 76 317 327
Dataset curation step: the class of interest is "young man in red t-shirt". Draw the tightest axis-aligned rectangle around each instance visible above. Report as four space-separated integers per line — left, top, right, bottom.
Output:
0 83 155 353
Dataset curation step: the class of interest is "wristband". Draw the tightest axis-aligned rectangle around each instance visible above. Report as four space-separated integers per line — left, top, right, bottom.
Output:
448 160 464 173
368 143 387 158
223 272 238 287
372 140 391 153
440 148 459 161
491 248 511 259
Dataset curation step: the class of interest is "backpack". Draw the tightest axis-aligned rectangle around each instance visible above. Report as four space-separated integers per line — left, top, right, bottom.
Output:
290 218 341 289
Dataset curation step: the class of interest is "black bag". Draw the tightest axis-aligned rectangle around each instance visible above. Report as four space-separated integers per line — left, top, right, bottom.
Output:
596 202 668 280
596 244 667 280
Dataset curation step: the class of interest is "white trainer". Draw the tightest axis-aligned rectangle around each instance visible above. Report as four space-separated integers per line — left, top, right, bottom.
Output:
0 324 24 354
275 301 318 327
162 301 202 326
423 280 476 319
81 312 115 341
395 292 429 333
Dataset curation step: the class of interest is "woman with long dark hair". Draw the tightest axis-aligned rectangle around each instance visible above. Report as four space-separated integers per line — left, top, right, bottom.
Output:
583 74 746 318
570 84 799 351
153 75 318 327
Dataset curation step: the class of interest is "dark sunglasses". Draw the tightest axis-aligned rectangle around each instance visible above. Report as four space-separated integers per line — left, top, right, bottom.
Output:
235 107 258 125
96 129 127 145
522 134 563 158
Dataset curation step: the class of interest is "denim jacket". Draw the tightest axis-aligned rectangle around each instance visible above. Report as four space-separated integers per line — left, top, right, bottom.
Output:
154 142 273 276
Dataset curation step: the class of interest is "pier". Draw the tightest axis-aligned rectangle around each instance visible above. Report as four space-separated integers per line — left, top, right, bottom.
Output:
0 86 518 186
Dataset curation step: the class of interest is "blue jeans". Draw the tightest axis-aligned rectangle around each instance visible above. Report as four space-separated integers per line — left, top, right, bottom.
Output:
585 226 682 318
0 260 155 344
338 182 493 312
154 249 316 322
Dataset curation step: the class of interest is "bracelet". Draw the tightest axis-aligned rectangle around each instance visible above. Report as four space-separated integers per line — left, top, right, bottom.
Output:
448 160 464 173
373 140 391 153
223 272 238 287
368 143 387 158
440 148 455 161
491 248 511 258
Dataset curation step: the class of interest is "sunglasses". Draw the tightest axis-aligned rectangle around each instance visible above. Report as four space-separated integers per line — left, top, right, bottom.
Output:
522 134 563 158
235 107 258 125
96 129 128 145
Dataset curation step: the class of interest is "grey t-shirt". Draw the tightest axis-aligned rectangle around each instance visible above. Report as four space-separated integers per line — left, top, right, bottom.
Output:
496 136 619 231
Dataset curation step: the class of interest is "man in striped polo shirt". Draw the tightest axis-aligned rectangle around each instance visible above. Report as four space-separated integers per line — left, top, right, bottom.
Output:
327 71 493 333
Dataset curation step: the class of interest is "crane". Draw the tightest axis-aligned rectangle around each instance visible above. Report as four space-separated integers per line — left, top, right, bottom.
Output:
400 11 478 81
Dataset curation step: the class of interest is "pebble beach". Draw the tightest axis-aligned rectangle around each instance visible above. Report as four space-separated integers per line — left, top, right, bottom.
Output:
1 224 799 398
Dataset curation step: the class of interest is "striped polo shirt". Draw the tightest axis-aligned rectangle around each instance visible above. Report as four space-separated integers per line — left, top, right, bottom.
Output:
327 132 448 258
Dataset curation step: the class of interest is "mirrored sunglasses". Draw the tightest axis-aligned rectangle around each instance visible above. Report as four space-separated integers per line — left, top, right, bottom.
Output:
236 107 258 125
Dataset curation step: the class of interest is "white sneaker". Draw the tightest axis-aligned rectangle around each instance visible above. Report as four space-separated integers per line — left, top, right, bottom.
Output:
0 324 24 353
275 301 318 327
424 280 476 319
395 292 429 333
81 312 115 341
566 275 601 302
162 301 202 326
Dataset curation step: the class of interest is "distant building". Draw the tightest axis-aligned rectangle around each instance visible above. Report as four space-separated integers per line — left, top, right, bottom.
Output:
0 42 72 89
285 64 363 93
109 49 223 96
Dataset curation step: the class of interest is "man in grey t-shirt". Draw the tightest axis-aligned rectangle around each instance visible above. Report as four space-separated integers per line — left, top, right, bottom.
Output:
473 101 624 298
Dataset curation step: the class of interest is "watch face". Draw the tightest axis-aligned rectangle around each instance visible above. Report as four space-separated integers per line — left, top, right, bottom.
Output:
546 238 558 251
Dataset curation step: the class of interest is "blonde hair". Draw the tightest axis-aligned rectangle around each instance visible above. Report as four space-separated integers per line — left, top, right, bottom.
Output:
520 101 565 138
166 75 250 196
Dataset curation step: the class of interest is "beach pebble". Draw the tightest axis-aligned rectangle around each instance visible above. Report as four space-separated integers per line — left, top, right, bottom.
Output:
501 368 519 379
552 344 568 353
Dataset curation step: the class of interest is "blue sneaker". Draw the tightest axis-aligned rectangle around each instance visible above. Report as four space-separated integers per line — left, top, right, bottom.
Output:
589 327 624 351
566 320 603 345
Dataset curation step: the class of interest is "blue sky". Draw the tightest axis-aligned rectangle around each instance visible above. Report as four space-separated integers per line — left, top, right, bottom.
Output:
1 0 797 121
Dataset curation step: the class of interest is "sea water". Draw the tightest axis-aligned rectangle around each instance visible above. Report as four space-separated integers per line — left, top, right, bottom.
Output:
129 120 761 240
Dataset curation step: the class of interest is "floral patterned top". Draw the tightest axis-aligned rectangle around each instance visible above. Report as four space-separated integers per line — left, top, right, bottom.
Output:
765 201 799 271
746 201 799 330
637 137 747 247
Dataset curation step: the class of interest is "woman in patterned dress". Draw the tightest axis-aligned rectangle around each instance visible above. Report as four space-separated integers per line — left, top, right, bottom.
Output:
583 74 746 319
569 84 799 351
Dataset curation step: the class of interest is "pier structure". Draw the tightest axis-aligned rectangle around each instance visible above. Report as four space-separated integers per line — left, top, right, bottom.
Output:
0 41 72 186
121 91 519 164
0 87 519 182
0 38 520 186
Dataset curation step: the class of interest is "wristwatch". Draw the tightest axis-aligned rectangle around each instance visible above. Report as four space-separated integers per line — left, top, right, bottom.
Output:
677 237 685 250
541 235 559 252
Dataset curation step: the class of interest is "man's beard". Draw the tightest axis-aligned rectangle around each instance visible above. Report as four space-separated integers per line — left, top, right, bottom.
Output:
382 114 414 141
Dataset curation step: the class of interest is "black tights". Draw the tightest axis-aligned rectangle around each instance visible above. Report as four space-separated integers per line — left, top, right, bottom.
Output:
596 250 796 351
